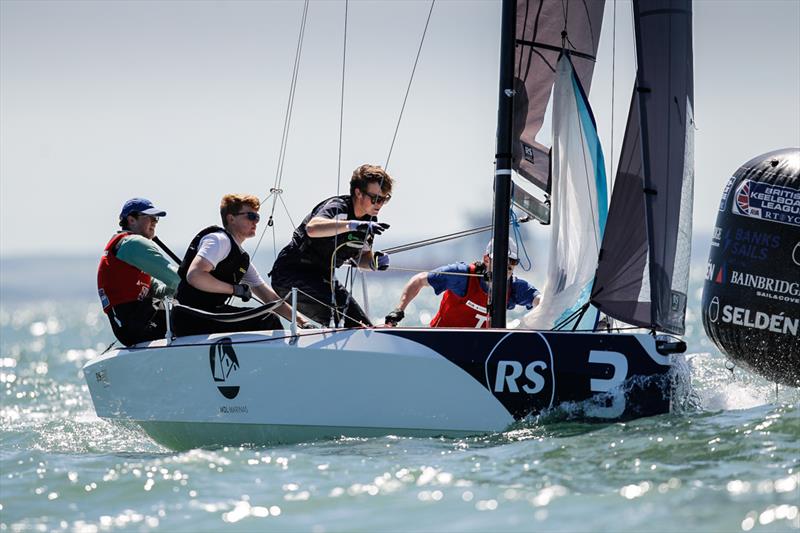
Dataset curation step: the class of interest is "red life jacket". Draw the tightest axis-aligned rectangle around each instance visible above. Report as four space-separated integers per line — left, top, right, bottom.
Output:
430 263 492 328
97 232 152 313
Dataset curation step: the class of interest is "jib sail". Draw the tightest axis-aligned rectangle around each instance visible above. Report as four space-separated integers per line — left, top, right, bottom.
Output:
591 0 694 335
522 54 607 330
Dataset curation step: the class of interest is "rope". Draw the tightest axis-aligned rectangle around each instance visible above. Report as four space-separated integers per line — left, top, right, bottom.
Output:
510 210 532 271
384 0 435 170
384 266 484 278
381 216 532 256
295 287 369 328
100 340 118 355
383 225 489 255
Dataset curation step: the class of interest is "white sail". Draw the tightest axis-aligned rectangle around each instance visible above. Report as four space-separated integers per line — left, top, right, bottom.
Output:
522 54 608 330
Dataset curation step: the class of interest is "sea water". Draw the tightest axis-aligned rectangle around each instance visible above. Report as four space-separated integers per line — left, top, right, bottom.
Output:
1 255 798 532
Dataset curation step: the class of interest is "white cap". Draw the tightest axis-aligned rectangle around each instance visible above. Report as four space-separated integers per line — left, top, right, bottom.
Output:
485 239 519 261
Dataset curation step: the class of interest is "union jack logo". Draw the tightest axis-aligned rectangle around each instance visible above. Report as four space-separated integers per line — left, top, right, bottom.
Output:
735 181 750 214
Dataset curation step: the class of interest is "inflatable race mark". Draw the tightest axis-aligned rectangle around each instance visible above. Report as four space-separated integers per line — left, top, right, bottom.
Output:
702 148 800 386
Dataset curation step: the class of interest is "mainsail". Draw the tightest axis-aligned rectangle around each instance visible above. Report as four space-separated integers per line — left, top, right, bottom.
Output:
512 0 605 203
591 0 695 335
522 54 607 330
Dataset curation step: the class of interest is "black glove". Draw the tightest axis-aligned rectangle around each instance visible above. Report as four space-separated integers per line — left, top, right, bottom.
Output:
347 221 391 235
371 251 390 271
384 308 405 326
232 283 252 302
473 261 490 282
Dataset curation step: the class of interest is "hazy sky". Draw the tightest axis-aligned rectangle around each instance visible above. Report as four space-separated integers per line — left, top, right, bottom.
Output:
1 0 798 260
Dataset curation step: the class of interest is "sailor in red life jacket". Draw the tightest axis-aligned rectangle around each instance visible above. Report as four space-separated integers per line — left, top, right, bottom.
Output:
97 198 180 346
384 239 542 328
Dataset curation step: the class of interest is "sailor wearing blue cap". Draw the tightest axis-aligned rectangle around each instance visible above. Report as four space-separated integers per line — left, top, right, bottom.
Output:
97 198 180 346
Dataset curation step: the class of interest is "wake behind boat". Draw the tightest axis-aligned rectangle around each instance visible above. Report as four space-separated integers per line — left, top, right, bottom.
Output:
84 0 696 450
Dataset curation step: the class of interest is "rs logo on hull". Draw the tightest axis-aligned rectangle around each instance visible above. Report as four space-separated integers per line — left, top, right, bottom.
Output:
484 333 554 419
493 361 548 394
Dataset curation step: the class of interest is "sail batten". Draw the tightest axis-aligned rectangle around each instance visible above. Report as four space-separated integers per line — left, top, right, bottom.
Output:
590 0 694 335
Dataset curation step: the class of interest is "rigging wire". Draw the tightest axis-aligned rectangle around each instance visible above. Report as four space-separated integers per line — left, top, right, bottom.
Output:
252 0 309 261
273 0 310 196
339 0 435 325
384 0 436 170
330 0 349 326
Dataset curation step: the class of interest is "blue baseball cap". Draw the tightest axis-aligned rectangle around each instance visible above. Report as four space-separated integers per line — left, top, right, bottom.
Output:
119 198 167 220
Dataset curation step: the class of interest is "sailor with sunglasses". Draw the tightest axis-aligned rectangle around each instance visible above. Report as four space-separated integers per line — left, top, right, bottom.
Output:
173 194 308 335
384 239 542 328
270 164 394 327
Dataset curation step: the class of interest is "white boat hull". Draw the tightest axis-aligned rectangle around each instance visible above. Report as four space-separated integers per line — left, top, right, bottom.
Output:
83 328 675 450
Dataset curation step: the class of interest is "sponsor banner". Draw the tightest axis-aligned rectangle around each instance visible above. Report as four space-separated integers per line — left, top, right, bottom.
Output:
729 270 800 304
707 299 799 337
718 226 782 262
710 264 800 304
732 180 800 227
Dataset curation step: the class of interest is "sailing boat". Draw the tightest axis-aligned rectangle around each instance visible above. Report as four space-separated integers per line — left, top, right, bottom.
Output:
83 0 694 450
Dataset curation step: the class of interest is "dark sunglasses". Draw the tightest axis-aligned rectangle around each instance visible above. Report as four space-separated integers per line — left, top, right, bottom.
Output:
362 190 391 205
509 258 520 266
233 211 260 222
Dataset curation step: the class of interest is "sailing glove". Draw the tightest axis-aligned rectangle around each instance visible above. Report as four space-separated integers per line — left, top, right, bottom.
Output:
371 251 390 271
347 221 390 235
232 283 252 302
384 308 405 326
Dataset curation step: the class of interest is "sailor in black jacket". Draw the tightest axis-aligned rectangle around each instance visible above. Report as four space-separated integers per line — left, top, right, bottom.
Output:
270 164 394 327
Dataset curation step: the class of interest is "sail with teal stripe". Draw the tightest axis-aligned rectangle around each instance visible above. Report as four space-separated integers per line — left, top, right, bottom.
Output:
522 54 608 330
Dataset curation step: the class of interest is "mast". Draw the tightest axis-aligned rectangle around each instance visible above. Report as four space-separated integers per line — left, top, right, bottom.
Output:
489 0 516 328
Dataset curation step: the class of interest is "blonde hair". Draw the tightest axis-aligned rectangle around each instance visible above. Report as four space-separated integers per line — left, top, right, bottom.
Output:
220 194 260 228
